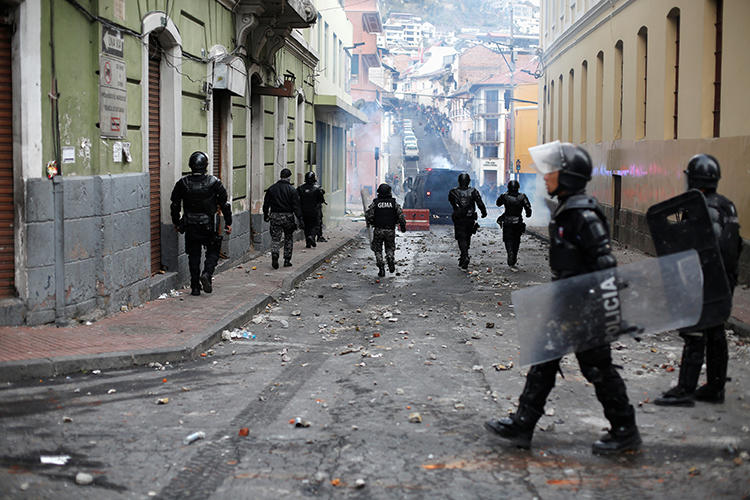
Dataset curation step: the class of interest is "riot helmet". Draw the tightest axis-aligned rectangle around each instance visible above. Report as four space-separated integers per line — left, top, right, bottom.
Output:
458 173 471 188
280 168 292 179
304 171 316 184
377 183 392 198
507 179 520 194
189 151 209 173
685 154 720 192
529 141 591 195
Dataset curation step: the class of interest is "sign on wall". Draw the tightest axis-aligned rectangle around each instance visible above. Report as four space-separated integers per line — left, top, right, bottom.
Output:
480 158 504 186
99 28 127 138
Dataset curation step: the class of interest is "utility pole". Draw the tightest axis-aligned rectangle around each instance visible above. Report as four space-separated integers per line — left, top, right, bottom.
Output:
507 0 516 184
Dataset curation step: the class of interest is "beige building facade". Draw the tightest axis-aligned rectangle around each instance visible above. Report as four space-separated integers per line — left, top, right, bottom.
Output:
539 0 750 280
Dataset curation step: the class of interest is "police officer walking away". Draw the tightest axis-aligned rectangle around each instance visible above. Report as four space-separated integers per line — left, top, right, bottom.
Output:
485 142 640 455
365 184 406 277
298 171 325 248
496 179 532 267
263 168 303 269
170 151 232 296
448 173 487 269
654 154 742 407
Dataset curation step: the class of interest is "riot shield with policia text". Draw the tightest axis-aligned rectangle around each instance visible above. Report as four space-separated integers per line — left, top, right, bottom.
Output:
512 250 703 366
646 189 732 329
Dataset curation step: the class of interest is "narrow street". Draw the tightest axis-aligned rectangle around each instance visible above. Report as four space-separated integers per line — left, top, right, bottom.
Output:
1 227 749 499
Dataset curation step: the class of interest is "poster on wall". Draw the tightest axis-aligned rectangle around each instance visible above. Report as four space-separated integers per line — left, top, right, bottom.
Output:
99 27 127 139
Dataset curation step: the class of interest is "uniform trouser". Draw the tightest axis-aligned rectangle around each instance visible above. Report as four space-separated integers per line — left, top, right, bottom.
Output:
302 211 320 243
453 217 475 264
185 228 221 286
317 205 324 238
503 223 524 264
516 344 636 430
371 227 396 267
677 325 728 392
269 213 297 261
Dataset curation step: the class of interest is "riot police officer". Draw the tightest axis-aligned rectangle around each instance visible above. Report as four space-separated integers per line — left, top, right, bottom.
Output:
655 154 742 407
298 171 325 248
496 180 532 266
263 168 303 269
485 142 640 455
365 183 406 277
170 151 232 296
448 173 487 269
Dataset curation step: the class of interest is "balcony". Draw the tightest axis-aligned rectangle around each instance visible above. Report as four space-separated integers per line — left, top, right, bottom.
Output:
472 101 503 116
470 130 501 144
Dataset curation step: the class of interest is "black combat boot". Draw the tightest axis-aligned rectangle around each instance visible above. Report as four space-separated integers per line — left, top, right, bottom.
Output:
387 260 396 273
592 425 641 455
199 272 212 294
305 238 312 248
694 384 725 403
654 386 695 407
377 264 386 277
284 259 292 267
317 235 327 242
190 279 201 296
696 326 728 403
484 406 541 449
655 339 703 406
272 253 279 269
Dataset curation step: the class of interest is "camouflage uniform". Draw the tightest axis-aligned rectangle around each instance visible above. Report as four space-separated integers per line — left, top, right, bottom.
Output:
269 212 297 261
365 193 406 274
371 228 397 268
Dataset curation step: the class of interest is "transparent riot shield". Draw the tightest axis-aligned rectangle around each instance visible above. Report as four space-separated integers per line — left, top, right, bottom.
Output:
512 250 703 366
360 188 373 243
647 189 732 329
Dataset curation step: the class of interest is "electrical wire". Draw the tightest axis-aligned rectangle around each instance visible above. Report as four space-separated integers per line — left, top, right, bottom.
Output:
64 0 209 84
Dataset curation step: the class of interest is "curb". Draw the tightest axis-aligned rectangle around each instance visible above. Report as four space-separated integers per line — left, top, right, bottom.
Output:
0 230 362 383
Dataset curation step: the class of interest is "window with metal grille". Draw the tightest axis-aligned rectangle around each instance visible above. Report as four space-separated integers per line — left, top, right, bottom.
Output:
614 40 623 140
667 8 680 140
712 0 723 137
580 60 587 143
636 27 647 139
595 51 603 142
568 69 574 142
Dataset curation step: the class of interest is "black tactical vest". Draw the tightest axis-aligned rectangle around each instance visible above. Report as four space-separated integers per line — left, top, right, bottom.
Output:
373 197 398 228
453 188 476 218
706 192 741 287
299 184 321 212
548 194 607 279
502 193 527 222
181 174 219 227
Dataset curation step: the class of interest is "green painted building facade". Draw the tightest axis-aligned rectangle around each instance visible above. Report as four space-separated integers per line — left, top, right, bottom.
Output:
2 0 342 325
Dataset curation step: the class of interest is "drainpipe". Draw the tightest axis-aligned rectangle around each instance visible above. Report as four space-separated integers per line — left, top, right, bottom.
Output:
49 0 67 326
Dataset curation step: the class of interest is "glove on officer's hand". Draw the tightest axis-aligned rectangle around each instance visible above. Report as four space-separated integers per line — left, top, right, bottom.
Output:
481 211 487 218
263 214 270 223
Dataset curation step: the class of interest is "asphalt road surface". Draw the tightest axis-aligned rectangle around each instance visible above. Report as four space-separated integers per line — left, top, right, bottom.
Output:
2 226 749 499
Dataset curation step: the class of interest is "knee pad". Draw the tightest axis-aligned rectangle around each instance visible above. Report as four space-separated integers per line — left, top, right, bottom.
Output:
581 364 608 384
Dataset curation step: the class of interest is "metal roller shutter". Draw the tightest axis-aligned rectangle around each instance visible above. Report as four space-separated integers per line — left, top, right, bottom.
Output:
148 37 162 274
